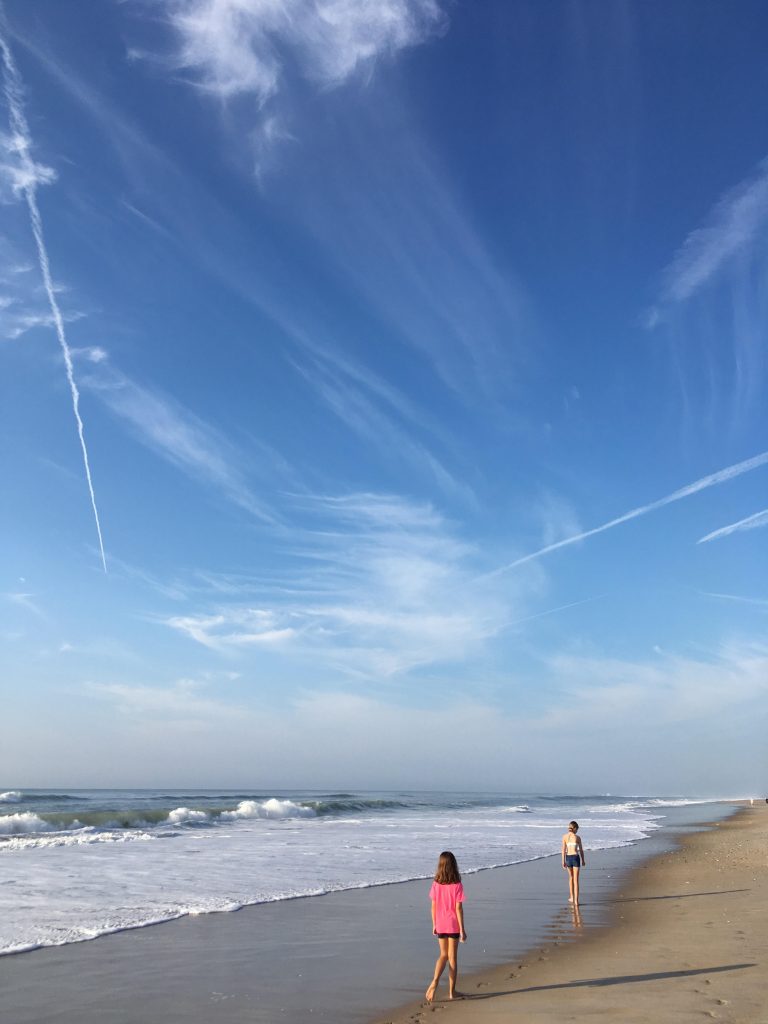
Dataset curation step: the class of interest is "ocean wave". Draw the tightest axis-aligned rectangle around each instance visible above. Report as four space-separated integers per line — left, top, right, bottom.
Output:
0 812 59 835
309 798 410 815
0 792 79 803
167 807 210 825
581 797 713 814
220 799 316 820
0 829 156 851
0 797 319 837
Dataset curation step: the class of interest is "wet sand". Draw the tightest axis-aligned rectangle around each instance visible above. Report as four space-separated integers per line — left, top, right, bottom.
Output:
374 803 767 1024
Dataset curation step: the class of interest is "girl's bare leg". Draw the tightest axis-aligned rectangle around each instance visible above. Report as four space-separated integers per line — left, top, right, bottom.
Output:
567 866 575 902
426 938 449 1002
447 937 462 999
572 866 580 905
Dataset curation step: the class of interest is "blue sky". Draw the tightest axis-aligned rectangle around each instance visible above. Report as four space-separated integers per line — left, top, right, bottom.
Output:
1 0 766 793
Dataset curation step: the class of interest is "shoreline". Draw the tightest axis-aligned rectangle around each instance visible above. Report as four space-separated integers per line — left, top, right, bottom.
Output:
373 802 766 1024
0 801 738 1023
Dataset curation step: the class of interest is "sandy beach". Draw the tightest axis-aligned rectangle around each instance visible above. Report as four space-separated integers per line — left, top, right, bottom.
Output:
374 804 767 1024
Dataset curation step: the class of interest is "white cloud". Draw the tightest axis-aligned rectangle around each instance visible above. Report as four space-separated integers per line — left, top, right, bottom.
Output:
79 354 276 522
533 493 583 549
3 591 44 617
158 491 537 678
2 307 86 340
145 0 446 172
70 345 108 363
0 129 56 198
165 609 296 651
697 507 768 544
541 642 768 730
288 350 472 503
85 678 243 720
647 158 768 328
165 0 445 100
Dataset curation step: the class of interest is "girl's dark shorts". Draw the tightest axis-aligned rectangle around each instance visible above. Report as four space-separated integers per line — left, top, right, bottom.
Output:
565 854 581 868
436 932 461 939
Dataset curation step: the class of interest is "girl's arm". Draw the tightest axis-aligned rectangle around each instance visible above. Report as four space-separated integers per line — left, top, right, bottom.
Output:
431 899 437 935
456 901 467 942
577 835 586 865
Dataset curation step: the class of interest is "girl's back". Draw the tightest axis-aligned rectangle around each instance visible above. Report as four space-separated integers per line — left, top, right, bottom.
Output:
429 880 464 933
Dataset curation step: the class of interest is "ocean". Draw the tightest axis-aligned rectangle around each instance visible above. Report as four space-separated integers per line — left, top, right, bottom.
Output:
0 788 718 957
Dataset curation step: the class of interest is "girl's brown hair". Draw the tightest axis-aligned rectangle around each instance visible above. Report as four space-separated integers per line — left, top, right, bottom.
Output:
568 821 579 832
434 850 461 885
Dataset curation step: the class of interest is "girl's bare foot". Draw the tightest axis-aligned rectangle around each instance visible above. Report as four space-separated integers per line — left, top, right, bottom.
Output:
425 982 437 1003
449 991 466 1000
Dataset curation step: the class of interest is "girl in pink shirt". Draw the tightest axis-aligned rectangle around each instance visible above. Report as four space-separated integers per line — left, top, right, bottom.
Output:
425 851 467 1003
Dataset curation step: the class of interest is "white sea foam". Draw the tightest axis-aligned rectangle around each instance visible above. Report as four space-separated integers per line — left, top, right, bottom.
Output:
166 807 209 825
0 829 155 851
0 791 22 803
220 798 316 820
583 798 713 814
0 812 55 834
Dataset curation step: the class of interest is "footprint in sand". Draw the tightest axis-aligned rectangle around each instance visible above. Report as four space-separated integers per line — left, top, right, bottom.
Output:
476 982 490 988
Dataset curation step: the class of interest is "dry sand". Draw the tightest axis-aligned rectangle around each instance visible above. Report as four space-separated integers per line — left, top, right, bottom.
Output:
374 804 767 1024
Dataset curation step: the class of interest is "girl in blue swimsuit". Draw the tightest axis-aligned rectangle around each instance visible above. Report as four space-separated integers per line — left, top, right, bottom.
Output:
562 820 586 905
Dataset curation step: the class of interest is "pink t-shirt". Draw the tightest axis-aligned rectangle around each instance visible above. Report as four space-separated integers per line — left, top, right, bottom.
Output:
429 881 464 934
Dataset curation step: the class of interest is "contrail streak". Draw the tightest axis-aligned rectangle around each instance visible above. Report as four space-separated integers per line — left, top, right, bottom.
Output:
0 12 107 572
488 449 768 578
697 508 768 545
502 595 601 629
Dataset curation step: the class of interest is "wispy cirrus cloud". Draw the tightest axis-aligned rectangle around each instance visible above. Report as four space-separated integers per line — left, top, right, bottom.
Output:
146 0 445 172
3 591 45 617
85 678 244 720
2 306 86 340
489 449 768 577
648 158 768 324
697 508 768 545
162 0 444 99
541 642 768 730
287 347 474 504
165 609 295 651
284 120 534 401
702 591 768 609
78 350 277 522
157 491 539 678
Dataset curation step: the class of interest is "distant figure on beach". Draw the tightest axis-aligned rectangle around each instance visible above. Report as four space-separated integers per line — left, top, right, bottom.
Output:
425 851 467 1003
562 820 586 905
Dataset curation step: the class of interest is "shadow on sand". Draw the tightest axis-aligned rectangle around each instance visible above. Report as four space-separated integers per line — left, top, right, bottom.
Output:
465 962 756 1001
596 888 750 904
